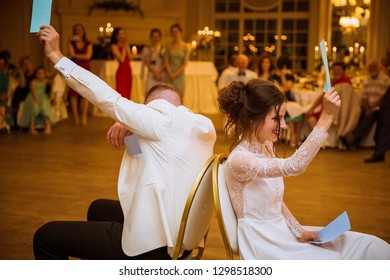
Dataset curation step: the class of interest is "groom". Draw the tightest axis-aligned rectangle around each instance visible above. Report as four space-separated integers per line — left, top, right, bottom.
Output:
33 25 216 259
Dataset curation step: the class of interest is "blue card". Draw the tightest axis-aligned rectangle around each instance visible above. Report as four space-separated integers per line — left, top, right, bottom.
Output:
320 39 332 93
124 134 142 155
311 211 351 244
30 0 53 33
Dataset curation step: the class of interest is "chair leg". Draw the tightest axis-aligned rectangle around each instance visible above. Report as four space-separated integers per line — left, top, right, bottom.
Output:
194 230 209 260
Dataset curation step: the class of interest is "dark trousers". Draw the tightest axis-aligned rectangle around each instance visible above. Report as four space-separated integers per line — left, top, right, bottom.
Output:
374 88 390 156
33 199 172 260
352 110 379 145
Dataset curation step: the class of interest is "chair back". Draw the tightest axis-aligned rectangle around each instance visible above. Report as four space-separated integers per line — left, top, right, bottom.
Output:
212 153 239 259
172 154 216 259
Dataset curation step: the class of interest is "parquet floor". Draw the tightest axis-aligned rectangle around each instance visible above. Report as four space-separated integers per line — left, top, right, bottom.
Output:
0 114 389 260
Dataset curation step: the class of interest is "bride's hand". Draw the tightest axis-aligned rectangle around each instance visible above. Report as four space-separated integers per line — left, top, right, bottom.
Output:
299 231 322 243
322 87 341 118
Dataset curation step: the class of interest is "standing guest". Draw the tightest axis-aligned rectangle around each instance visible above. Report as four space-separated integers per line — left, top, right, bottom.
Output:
340 60 390 149
34 25 216 260
18 66 54 134
218 78 390 260
111 27 132 100
141 28 165 93
257 54 275 81
68 23 93 125
364 87 390 163
365 56 390 163
271 56 303 147
225 54 257 86
217 53 237 91
163 23 190 96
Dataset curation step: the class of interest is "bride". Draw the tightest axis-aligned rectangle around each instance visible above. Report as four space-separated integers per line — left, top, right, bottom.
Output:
217 78 390 259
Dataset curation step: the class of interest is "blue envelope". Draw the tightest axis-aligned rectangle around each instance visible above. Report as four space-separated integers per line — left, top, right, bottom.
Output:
311 211 351 244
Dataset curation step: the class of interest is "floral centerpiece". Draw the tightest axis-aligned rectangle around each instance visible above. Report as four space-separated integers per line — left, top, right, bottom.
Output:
191 27 220 61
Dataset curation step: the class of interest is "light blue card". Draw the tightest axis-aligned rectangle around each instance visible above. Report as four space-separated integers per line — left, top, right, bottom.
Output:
124 134 142 155
30 0 53 33
320 39 332 92
311 211 351 244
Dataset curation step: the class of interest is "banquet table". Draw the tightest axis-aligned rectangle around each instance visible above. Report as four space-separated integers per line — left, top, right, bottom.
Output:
291 88 322 108
90 60 219 115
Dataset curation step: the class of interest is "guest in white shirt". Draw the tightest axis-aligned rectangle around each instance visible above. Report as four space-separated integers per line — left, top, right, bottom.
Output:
225 54 257 87
361 60 390 113
33 25 216 260
217 53 237 91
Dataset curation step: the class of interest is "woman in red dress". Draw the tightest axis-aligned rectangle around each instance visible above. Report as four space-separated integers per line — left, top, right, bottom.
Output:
68 23 93 125
110 27 132 99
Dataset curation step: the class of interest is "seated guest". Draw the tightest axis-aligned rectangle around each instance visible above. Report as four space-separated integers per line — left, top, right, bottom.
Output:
11 55 35 128
217 53 237 91
225 54 257 86
18 66 55 134
306 62 360 149
0 53 10 133
340 60 390 149
33 25 216 260
0 50 19 101
257 54 275 81
0 50 18 77
271 56 303 147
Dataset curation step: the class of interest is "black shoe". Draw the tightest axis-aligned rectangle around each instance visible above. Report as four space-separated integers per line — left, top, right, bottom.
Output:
364 154 385 163
339 136 350 150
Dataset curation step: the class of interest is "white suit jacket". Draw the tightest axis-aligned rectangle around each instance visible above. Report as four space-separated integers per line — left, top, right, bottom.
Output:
55 58 216 256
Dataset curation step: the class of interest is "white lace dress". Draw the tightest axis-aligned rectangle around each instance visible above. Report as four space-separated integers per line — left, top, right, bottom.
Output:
225 127 390 260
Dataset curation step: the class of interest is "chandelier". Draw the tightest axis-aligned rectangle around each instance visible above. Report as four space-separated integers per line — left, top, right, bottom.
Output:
339 16 360 33
333 0 370 34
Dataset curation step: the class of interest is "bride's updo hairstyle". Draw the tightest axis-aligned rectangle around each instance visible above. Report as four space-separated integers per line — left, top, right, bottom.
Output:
218 79 286 150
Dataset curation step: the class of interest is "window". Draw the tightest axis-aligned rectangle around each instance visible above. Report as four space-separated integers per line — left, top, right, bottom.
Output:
214 0 310 73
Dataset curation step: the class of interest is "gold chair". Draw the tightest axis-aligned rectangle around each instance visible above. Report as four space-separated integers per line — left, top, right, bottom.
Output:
212 153 239 259
172 154 217 260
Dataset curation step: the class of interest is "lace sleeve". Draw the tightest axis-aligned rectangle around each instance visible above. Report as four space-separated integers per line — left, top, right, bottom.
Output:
227 127 328 181
282 202 304 238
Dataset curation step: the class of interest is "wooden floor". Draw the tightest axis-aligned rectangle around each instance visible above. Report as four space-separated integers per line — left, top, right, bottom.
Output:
0 114 389 260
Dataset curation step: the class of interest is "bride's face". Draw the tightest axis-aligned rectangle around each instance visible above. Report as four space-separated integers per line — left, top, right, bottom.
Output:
256 103 287 143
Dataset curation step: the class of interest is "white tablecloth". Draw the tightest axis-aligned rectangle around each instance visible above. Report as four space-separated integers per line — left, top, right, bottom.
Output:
90 60 219 114
291 88 322 108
